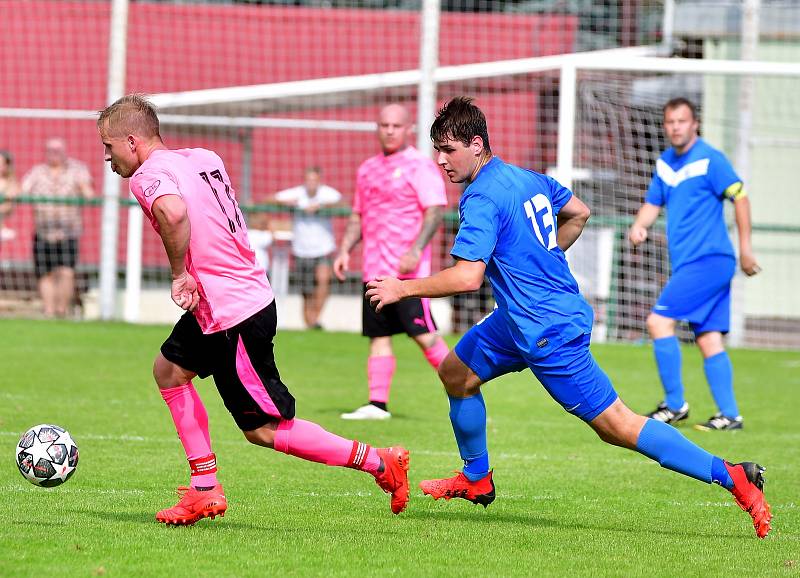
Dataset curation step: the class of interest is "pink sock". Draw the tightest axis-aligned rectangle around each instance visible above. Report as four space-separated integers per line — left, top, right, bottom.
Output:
423 337 449 370
274 418 381 475
368 355 396 404
160 382 219 488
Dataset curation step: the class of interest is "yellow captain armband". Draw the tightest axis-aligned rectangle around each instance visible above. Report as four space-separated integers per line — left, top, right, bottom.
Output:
724 181 747 201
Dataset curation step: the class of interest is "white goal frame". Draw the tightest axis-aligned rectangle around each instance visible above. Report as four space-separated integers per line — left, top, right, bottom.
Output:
4 42 800 332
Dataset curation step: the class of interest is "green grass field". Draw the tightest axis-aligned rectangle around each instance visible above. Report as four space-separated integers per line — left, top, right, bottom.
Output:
1 318 798 577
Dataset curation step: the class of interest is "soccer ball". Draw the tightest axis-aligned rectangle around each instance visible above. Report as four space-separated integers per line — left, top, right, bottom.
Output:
16 424 79 487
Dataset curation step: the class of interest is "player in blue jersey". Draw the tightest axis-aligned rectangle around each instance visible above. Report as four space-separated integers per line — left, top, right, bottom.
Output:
366 97 771 538
629 97 761 431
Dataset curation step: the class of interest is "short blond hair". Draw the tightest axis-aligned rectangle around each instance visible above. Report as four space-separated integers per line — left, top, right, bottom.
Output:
98 94 160 139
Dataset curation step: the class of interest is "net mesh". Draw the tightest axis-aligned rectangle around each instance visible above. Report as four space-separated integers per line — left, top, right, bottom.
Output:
2 0 800 348
570 68 800 348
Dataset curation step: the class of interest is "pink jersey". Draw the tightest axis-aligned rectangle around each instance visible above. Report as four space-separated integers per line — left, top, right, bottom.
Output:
353 146 447 281
130 148 272 334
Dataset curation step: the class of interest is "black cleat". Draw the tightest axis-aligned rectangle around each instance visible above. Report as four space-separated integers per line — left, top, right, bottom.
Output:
646 401 689 425
694 413 743 431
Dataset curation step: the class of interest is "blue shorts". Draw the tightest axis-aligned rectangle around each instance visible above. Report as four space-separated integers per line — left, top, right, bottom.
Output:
454 310 618 422
654 254 735 335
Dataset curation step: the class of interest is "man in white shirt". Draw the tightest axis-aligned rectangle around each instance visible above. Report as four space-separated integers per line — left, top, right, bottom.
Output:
274 167 341 329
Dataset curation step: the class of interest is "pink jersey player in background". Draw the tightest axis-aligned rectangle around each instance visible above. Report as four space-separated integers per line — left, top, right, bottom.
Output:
334 103 450 420
97 94 409 526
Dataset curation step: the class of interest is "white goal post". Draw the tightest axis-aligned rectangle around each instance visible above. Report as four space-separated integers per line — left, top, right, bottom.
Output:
110 51 799 346
5 47 798 346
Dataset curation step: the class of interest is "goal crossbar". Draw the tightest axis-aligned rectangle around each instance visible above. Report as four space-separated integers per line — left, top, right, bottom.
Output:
4 49 799 131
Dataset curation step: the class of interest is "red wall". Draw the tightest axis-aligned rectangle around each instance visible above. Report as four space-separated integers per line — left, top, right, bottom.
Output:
1 2 576 265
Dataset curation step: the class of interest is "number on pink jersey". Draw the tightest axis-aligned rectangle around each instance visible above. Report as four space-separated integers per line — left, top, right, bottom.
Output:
199 170 242 233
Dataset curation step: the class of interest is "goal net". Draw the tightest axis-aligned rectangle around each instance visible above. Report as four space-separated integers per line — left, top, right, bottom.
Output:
567 65 800 348
3 0 800 349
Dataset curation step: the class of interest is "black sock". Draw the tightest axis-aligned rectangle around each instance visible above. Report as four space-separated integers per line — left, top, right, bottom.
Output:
194 486 214 491
370 401 388 412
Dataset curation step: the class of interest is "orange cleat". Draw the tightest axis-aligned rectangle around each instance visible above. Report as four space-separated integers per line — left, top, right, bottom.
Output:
420 470 495 507
725 462 772 539
156 484 227 526
375 447 410 514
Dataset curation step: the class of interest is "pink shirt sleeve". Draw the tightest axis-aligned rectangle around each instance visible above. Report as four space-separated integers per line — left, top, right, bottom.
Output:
130 169 181 220
415 159 447 209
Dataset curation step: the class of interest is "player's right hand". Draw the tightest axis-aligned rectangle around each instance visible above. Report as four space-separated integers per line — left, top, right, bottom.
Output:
171 271 200 311
333 253 349 282
366 276 403 312
628 224 648 246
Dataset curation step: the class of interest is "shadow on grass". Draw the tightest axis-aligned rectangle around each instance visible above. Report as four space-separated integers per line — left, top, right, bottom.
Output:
11 519 69 527
406 505 754 540
63 507 271 530
64 504 759 541
408 507 561 527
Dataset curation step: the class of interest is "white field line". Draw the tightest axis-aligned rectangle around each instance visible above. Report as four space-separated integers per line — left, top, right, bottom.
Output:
3 483 145 496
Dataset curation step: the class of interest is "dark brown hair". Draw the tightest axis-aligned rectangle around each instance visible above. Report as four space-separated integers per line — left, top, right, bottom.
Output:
430 96 491 152
663 97 698 121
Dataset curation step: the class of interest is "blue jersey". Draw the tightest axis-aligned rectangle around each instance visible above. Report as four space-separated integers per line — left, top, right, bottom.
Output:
646 138 740 270
451 157 593 360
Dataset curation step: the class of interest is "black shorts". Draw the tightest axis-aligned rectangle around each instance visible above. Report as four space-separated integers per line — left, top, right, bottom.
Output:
160 300 296 431
362 283 438 338
33 235 78 278
294 255 331 296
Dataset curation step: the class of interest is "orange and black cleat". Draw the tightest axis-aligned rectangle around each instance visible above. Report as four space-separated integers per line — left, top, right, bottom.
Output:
420 470 495 508
725 462 772 539
375 447 410 515
156 484 228 526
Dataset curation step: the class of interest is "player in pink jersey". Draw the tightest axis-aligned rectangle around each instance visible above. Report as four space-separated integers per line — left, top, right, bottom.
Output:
334 103 450 420
97 94 409 525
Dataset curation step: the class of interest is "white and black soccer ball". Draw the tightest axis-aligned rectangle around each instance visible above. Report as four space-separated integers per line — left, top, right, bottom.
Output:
16 424 79 487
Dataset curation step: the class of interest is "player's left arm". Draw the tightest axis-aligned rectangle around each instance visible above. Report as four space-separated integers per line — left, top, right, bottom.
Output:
366 258 485 312
399 205 445 274
728 184 761 276
556 194 591 251
716 149 761 276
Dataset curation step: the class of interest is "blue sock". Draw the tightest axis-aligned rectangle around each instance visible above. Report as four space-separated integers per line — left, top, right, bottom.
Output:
653 336 684 410
710 457 734 489
704 351 739 418
636 418 725 484
448 393 489 481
